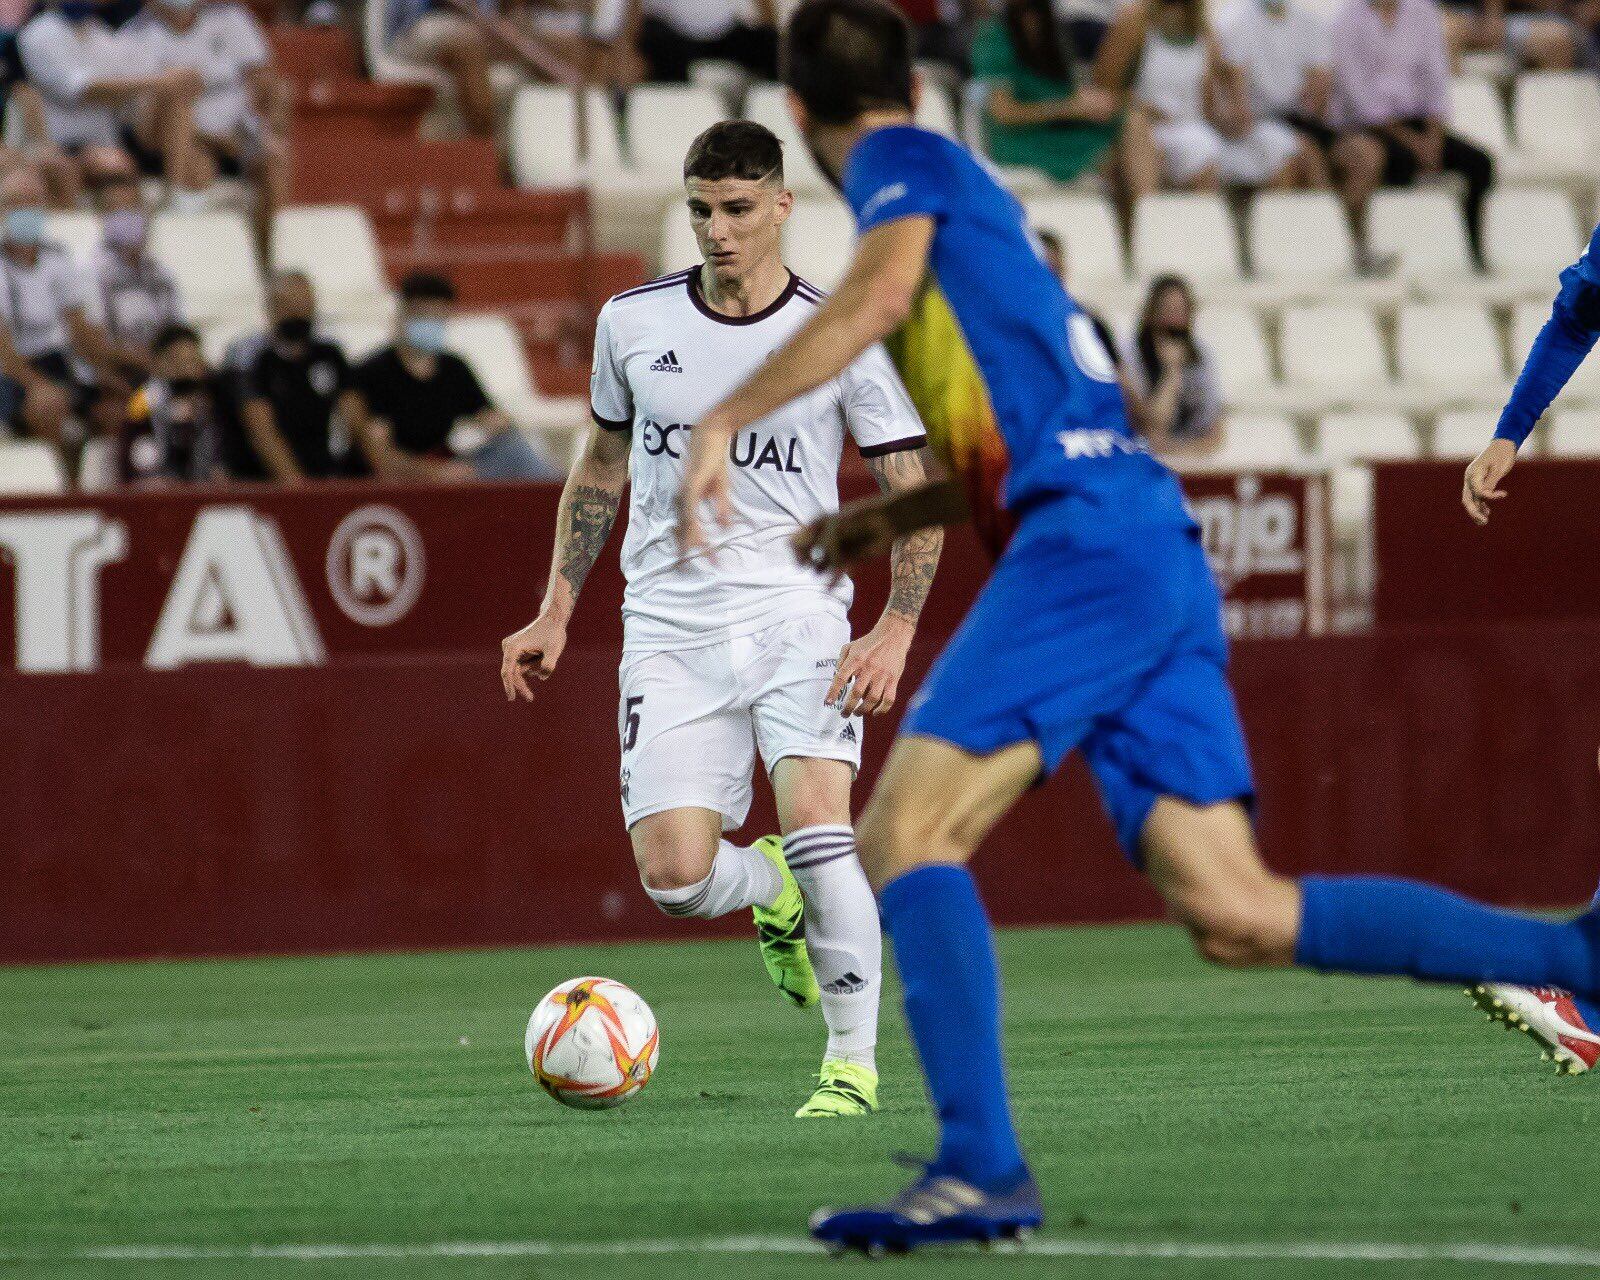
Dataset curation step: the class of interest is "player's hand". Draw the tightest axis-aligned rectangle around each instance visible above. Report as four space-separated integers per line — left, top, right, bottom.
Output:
500 612 567 702
827 617 913 718
676 423 735 556
793 500 899 582
1463 438 1516 525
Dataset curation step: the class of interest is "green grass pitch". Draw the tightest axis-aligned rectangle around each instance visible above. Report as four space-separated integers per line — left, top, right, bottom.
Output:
3 923 1598 1279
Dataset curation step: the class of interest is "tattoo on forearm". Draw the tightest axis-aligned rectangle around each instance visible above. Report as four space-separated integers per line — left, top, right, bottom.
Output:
865 447 943 623
557 483 623 598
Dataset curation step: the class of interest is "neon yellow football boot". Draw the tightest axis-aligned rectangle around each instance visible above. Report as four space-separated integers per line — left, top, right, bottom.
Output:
751 835 820 1009
796 1059 879 1118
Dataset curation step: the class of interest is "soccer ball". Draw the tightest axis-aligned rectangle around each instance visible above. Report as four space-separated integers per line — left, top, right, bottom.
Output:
524 976 659 1109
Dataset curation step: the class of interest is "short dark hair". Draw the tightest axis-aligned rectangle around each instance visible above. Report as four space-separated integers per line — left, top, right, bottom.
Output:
399 271 456 304
684 120 784 184
152 322 201 355
1036 228 1063 257
783 0 913 127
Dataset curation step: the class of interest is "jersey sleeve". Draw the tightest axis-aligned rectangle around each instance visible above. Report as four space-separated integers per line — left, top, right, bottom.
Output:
1495 225 1600 447
842 128 950 235
589 301 633 431
840 341 927 458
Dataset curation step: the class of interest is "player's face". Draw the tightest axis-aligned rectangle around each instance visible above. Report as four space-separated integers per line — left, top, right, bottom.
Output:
685 177 791 288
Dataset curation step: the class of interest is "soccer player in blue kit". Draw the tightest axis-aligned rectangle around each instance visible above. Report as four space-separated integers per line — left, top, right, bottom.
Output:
675 0 1600 1252
1460 220 1600 1075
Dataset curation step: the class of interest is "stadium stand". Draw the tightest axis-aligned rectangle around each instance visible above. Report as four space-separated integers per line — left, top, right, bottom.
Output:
1547 411 1600 456
0 440 67 494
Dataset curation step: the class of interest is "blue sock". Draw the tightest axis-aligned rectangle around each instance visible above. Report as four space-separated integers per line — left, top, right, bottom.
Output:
1297 875 1600 996
879 865 1026 1192
1578 882 1600 1029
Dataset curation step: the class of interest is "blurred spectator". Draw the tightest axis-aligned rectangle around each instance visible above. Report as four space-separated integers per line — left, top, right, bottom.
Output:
616 0 780 83
1054 0 1122 62
0 165 123 446
1109 0 1318 196
232 271 353 482
970 0 1120 185
1329 0 1494 266
1441 0 1583 71
1214 0 1334 181
91 179 183 377
17 0 208 198
124 0 290 261
519 0 644 85
1121 274 1224 458
345 271 555 482
119 321 222 484
389 0 502 136
887 0 984 71
1036 224 1150 430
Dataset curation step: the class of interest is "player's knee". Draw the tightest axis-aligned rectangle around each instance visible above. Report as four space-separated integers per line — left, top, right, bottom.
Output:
634 838 715 897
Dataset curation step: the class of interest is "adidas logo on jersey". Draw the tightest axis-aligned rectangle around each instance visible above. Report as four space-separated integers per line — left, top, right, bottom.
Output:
840 722 858 744
822 971 868 995
649 350 683 373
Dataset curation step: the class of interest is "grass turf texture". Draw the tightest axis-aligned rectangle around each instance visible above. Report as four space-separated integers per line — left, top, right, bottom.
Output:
3 924 1597 1279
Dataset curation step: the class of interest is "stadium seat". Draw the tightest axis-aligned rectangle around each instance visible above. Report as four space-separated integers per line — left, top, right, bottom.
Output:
1474 188 1582 301
744 84 827 192
1195 305 1278 410
0 440 65 493
1546 411 1600 456
657 199 700 274
149 211 262 326
44 211 99 265
1513 299 1600 405
1394 302 1509 407
1279 304 1396 412
76 435 118 491
783 199 856 291
1449 76 1511 161
327 318 391 363
272 206 393 323
1246 192 1350 298
1508 73 1600 185
914 81 960 138
1430 410 1500 459
624 85 727 178
446 313 581 443
1023 193 1127 305
1183 413 1312 472
1130 194 1242 288
1313 412 1421 463
508 85 583 189
1368 190 1474 291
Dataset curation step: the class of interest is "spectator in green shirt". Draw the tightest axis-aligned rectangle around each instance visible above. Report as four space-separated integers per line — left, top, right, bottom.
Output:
971 0 1120 184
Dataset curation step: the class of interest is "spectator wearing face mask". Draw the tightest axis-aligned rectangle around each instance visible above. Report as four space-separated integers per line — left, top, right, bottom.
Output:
90 182 182 378
123 0 289 259
18 0 207 199
1120 274 1224 459
345 271 557 483
230 270 354 482
120 321 222 484
0 165 124 446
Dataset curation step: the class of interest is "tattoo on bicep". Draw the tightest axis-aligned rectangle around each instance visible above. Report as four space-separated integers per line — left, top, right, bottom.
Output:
864 445 929 495
559 483 623 597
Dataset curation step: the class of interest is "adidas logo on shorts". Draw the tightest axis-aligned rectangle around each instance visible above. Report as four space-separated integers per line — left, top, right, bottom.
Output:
840 722 858 744
648 349 683 373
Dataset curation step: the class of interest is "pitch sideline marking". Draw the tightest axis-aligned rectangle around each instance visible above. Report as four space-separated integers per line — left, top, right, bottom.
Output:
1 1238 1598 1268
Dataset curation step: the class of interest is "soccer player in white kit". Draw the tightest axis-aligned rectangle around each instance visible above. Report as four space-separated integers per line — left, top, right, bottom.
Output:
500 121 942 1117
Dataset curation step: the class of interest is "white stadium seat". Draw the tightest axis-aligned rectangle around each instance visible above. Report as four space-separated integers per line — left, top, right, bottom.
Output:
1184 413 1311 472
44 211 99 264
1314 412 1421 463
1024 194 1127 304
1368 190 1474 289
914 81 960 138
624 85 727 177
1547 411 1600 456
657 198 700 274
1195 306 1277 408
1509 73 1600 184
272 206 393 323
1247 192 1353 295
744 84 827 192
1449 76 1511 161
327 318 391 363
782 199 855 292
0 440 65 493
1430 410 1500 459
447 313 538 413
1481 187 1581 295
1513 300 1600 405
1279 304 1395 412
149 211 262 326
1131 194 1242 287
1394 303 1509 406
508 85 583 189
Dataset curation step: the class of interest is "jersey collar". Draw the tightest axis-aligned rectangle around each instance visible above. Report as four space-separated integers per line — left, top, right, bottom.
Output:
686 265 799 326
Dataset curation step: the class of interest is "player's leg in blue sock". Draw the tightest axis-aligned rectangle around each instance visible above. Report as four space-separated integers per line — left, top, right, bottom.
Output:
859 738 1041 1194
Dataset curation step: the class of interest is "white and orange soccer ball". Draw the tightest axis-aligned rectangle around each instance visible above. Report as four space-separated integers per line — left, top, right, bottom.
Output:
524 976 660 1109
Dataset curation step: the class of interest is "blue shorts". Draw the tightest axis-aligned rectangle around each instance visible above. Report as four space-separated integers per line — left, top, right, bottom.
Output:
903 497 1255 861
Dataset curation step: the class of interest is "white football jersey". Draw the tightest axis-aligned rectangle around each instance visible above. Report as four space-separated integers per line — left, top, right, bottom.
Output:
591 266 926 652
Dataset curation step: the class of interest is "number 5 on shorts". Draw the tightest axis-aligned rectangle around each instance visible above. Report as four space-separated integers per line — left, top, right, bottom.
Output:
623 695 644 752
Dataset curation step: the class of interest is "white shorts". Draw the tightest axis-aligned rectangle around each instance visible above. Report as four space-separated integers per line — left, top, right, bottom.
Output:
618 611 863 832
1152 119 1301 186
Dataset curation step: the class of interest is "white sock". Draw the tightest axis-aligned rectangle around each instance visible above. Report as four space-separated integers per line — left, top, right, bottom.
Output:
643 839 781 919
785 824 881 1070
